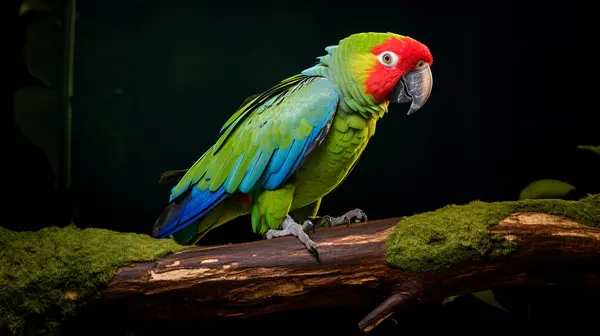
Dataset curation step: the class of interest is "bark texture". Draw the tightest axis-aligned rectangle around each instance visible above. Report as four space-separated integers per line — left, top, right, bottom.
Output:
77 212 600 332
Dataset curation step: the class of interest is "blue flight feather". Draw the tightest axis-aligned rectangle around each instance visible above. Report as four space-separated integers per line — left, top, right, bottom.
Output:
154 186 228 238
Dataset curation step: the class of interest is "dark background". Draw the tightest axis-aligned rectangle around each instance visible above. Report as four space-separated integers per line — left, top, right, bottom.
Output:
3 0 599 334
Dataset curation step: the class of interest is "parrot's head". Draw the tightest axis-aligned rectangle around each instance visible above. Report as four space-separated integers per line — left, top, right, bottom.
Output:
303 32 434 116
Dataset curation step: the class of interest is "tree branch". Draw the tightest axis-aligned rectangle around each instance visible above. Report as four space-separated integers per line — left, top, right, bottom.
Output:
78 212 600 333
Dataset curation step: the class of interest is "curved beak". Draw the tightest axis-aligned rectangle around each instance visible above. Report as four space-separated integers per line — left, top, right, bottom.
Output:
387 65 433 115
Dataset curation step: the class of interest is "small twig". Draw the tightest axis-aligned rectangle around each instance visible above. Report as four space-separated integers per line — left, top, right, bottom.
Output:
358 292 417 333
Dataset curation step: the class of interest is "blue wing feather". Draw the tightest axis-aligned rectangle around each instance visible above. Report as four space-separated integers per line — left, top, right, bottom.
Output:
156 187 229 238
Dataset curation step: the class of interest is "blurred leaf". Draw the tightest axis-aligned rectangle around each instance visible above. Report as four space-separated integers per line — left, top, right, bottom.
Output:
19 2 33 15
442 295 461 305
519 179 576 200
23 19 62 88
443 290 509 313
577 145 600 155
13 86 61 173
472 290 508 312
19 0 63 16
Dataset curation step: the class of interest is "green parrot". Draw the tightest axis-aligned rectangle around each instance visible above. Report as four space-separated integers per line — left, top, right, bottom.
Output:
152 32 434 258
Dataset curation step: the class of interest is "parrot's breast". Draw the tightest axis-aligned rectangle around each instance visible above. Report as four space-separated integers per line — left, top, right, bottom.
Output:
290 112 376 209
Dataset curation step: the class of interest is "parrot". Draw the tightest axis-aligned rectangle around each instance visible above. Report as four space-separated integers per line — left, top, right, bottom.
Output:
152 32 434 258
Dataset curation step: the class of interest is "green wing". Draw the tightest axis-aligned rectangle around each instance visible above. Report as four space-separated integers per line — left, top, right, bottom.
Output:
152 75 339 238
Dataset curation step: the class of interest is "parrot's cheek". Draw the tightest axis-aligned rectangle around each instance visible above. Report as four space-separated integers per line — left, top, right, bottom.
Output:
387 65 433 115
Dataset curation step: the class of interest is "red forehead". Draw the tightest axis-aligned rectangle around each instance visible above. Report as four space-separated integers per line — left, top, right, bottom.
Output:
371 36 433 67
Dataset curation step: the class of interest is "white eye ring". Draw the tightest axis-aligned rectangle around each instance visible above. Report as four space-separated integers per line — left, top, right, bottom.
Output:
377 51 399 67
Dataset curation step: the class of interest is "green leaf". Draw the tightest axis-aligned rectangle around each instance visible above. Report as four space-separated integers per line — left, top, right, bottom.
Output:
471 290 508 312
519 179 576 200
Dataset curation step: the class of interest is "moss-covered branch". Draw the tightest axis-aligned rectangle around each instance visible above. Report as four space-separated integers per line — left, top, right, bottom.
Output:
386 193 600 272
1 195 599 335
0 225 188 335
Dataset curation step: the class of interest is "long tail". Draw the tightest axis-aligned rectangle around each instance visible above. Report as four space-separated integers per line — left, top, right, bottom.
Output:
152 186 229 239
163 194 251 245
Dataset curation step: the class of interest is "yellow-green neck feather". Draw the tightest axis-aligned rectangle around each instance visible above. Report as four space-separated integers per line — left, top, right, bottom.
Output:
301 32 404 120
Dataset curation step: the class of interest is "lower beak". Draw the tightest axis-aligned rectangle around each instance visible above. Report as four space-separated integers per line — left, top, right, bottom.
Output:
387 65 433 115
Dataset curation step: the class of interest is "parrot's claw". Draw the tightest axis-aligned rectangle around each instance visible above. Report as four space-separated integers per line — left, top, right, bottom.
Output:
310 208 368 228
264 215 319 260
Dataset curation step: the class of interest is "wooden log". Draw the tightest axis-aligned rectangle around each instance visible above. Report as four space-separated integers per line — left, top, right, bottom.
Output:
79 212 600 333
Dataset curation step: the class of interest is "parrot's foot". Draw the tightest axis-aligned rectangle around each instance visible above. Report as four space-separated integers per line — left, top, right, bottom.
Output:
264 215 319 260
310 208 368 229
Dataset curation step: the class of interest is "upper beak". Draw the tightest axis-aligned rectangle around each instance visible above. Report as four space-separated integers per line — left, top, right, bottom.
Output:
387 65 433 115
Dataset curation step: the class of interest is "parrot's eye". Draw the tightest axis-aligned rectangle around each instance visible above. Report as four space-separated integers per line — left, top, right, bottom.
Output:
415 60 428 70
377 51 399 67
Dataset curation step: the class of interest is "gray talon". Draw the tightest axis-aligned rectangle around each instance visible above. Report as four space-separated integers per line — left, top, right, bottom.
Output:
263 209 367 258
264 215 319 259
301 220 315 234
323 216 332 228
307 208 368 229
328 208 368 227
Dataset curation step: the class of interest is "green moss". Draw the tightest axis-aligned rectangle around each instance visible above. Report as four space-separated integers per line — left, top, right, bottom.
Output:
386 194 600 273
0 225 189 335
